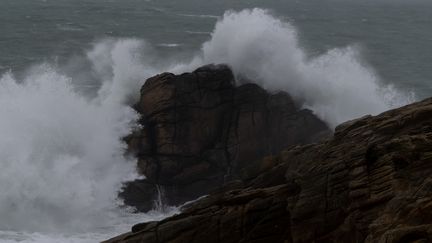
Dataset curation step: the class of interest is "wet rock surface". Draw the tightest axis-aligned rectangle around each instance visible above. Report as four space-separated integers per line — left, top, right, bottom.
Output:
108 95 432 243
121 64 330 211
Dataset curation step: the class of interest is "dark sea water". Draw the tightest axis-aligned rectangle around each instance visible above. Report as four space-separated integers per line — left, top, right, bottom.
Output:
1 0 431 96
0 0 431 242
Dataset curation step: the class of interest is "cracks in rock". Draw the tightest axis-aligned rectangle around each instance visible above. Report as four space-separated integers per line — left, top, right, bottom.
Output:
221 87 236 183
240 204 246 239
145 119 158 156
324 172 330 225
216 211 222 243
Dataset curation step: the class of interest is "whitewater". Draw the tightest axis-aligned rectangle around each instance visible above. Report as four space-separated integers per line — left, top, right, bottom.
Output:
0 9 414 242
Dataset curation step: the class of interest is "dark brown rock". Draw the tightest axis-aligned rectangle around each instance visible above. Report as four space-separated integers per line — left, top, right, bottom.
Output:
105 185 292 243
279 98 432 242
121 64 330 211
108 97 432 243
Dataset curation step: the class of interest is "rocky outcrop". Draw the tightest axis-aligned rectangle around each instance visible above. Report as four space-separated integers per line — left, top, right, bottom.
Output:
108 97 432 243
121 64 330 211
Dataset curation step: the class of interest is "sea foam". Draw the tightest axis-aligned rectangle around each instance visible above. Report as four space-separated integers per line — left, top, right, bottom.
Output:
0 40 154 233
172 9 414 127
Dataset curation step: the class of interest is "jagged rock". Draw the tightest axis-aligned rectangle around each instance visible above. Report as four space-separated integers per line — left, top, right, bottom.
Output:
121 64 330 211
108 97 432 242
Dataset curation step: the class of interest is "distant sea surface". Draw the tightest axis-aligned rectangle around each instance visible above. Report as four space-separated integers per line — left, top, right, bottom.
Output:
2 0 431 96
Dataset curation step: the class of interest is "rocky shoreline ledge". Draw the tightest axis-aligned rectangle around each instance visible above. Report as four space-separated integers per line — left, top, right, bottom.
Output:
106 65 432 243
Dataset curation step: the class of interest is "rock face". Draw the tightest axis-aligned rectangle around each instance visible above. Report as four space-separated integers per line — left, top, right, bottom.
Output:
108 97 432 243
121 64 330 211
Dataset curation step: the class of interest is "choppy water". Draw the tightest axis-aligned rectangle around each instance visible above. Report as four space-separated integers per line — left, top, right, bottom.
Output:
2 0 431 96
0 0 431 242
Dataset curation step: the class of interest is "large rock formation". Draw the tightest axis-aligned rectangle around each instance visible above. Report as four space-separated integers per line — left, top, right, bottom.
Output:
108 97 432 243
121 64 330 211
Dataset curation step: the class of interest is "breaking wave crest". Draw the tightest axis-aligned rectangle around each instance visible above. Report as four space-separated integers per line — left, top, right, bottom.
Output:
172 8 414 127
0 39 161 233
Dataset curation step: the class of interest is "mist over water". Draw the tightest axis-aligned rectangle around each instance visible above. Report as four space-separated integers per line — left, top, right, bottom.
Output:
0 4 422 242
0 39 176 242
173 9 414 126
0 63 139 232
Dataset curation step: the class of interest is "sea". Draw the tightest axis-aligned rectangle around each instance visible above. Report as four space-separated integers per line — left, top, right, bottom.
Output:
0 0 431 242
